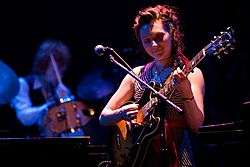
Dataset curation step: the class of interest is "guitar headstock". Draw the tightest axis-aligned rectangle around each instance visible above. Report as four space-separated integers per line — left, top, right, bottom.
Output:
206 27 236 59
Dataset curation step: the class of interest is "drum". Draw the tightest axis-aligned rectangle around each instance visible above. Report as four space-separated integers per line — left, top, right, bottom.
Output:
43 101 93 135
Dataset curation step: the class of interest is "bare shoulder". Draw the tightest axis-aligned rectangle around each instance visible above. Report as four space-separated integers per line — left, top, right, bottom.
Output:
187 67 205 88
132 65 144 75
188 67 203 80
106 66 145 108
123 65 144 82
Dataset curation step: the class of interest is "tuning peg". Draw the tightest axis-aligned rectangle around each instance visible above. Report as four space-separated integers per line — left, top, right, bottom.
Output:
223 51 229 54
213 51 218 55
227 26 234 33
217 55 222 59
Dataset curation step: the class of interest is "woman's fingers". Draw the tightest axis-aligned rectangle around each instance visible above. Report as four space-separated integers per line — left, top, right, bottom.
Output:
127 110 139 119
123 103 139 110
172 67 192 94
173 67 186 81
119 103 139 121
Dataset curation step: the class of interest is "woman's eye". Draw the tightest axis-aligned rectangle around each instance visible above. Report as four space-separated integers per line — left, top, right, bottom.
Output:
155 33 164 42
143 38 151 44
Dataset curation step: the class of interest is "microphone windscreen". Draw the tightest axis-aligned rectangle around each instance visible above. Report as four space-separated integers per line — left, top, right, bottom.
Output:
94 45 105 56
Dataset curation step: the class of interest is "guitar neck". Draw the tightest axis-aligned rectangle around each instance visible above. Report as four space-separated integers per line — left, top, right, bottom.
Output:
184 44 209 76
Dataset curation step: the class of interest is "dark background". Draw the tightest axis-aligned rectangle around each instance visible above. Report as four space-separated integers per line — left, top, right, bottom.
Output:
0 0 249 166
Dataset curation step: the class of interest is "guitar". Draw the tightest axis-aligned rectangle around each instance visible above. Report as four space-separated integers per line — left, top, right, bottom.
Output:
112 27 235 167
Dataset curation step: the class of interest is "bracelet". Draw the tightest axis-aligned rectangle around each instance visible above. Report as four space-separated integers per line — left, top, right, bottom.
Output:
182 96 194 101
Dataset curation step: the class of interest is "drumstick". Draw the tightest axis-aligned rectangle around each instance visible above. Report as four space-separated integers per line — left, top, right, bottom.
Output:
49 53 63 85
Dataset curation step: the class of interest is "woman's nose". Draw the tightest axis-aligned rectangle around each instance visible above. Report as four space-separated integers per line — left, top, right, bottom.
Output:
152 40 158 47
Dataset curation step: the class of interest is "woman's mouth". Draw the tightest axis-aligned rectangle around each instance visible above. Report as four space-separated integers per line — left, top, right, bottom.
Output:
153 50 163 56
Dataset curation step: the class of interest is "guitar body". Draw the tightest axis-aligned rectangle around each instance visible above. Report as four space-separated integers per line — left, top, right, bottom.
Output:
112 85 162 167
112 115 160 167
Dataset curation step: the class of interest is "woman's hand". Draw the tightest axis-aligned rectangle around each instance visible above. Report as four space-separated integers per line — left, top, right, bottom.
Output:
173 67 193 98
118 103 139 121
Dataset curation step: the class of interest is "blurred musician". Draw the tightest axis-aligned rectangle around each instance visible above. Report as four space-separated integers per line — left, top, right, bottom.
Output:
11 39 91 137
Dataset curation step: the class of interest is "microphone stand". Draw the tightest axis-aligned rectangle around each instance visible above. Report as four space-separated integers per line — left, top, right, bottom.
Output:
106 48 182 113
103 47 180 166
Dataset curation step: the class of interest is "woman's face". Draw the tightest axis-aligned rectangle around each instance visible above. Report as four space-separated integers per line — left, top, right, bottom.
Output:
139 19 172 64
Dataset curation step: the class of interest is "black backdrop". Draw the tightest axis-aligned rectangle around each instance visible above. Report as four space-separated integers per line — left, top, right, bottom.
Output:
0 0 249 141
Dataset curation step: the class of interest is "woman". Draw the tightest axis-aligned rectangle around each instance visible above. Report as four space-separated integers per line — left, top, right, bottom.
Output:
99 4 205 167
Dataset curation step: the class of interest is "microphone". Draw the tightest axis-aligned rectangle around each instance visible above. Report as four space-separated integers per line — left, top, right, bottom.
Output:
94 44 133 71
94 45 111 56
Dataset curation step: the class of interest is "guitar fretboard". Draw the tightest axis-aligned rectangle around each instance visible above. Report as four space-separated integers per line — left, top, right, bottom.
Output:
187 46 208 75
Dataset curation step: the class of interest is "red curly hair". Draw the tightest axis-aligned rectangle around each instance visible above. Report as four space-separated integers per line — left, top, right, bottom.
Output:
133 4 189 67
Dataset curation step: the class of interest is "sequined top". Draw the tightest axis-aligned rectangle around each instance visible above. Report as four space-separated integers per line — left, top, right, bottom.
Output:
133 61 195 167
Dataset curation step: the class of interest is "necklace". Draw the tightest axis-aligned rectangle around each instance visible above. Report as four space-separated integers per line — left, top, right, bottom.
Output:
151 62 172 84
